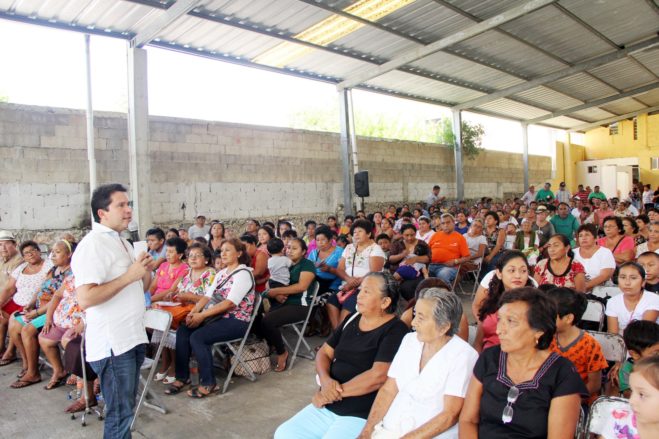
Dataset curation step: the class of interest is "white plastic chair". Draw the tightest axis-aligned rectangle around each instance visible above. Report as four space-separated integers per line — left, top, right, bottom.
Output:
281 282 320 370
581 300 605 331
586 330 627 363
211 294 262 393
131 309 172 431
584 396 631 438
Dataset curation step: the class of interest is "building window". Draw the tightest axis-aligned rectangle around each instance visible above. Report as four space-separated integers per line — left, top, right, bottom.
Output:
609 122 619 135
652 158 659 171
633 117 638 140
588 166 598 174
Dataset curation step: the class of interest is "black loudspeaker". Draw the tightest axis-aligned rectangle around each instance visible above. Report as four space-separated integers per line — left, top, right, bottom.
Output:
355 170 370 197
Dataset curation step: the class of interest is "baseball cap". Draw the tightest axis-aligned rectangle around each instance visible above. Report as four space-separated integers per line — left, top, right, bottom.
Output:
0 230 16 241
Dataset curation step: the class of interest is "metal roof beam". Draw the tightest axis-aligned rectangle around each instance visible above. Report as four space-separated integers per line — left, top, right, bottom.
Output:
552 3 620 49
570 105 659 132
337 0 557 90
453 36 659 111
525 82 659 124
131 0 203 48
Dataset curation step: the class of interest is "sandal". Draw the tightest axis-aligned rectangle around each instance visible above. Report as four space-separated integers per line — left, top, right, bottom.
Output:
164 379 190 395
187 385 218 398
65 397 97 414
44 376 68 390
10 377 42 389
0 357 17 367
163 376 177 385
16 368 27 379
274 351 289 372
154 372 167 382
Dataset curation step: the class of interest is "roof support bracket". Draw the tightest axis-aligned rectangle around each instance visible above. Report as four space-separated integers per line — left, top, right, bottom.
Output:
131 0 203 48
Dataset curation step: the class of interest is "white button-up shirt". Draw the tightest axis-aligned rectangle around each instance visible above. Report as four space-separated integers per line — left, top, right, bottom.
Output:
72 222 147 362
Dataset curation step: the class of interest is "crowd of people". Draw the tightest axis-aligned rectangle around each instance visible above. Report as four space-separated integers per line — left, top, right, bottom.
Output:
1 181 659 439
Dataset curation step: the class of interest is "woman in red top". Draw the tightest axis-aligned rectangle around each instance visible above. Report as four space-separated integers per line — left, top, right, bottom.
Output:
597 216 635 265
240 234 269 294
534 234 586 292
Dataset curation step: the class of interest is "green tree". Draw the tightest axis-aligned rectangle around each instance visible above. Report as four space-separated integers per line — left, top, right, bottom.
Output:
439 117 485 160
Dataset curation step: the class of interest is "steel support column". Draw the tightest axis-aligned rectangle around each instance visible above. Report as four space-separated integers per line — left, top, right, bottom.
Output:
522 123 529 192
127 45 152 238
83 34 97 219
452 110 464 200
339 89 355 216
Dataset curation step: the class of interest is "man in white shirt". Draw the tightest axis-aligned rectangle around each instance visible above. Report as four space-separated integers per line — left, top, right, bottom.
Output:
188 214 210 239
571 197 584 220
521 185 536 206
72 184 153 439
425 185 445 208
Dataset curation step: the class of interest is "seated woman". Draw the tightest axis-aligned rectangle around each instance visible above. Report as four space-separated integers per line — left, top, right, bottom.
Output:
7 239 73 388
151 242 210 384
573 224 616 291
327 219 386 329
380 218 395 239
636 220 659 258
166 238 255 398
274 272 409 439
150 237 189 303
606 262 659 336
259 238 316 372
416 216 435 243
240 234 269 295
454 212 470 235
472 251 535 353
38 268 85 391
597 216 635 265
622 216 645 247
359 288 478 438
208 222 226 252
0 240 52 366
307 226 344 295
533 234 586 292
463 218 487 270
387 224 431 302
459 287 587 439
481 211 506 279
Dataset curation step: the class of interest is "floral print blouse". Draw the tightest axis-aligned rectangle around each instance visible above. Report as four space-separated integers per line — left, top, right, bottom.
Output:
54 274 83 329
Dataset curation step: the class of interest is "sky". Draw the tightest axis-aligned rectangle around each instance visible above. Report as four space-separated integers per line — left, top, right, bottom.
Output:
0 20 566 157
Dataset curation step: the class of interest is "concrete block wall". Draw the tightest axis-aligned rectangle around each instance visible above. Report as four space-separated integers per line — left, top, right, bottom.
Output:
0 103 551 234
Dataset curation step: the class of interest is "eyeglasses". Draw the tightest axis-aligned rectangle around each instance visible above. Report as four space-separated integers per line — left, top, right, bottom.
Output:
22 249 40 256
502 386 520 424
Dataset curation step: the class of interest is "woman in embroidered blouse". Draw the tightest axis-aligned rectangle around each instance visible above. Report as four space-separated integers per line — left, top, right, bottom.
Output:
7 240 73 388
167 238 255 398
38 271 84 391
534 234 586 292
326 219 386 329
598 216 635 265
0 240 51 366
460 287 587 439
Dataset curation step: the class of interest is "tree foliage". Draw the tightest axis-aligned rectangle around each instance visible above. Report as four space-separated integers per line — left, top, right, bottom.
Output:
439 117 485 160
288 106 484 158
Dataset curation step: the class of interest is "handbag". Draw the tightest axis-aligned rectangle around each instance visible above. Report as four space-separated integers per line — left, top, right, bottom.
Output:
165 304 195 330
230 340 271 376
202 268 254 326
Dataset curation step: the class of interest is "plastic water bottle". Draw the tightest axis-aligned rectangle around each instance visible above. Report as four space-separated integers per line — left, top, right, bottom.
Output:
190 358 199 386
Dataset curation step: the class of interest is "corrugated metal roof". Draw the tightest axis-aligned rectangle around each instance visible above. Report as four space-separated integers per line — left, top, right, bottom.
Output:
1 0 658 131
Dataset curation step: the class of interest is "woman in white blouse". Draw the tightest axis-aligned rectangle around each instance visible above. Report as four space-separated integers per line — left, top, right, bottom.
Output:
358 288 478 438
573 224 616 291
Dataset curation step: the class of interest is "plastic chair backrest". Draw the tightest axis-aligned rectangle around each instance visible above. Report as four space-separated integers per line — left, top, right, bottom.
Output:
582 300 605 330
585 396 631 436
587 330 627 363
144 309 172 333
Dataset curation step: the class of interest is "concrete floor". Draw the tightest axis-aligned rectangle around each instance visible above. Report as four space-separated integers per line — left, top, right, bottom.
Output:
0 290 477 439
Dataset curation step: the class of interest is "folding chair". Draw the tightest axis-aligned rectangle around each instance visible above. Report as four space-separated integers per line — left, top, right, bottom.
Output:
211 294 262 393
72 325 104 427
457 262 481 296
586 330 627 363
575 404 586 439
130 309 172 431
449 264 463 292
281 281 320 370
581 300 605 331
583 396 631 439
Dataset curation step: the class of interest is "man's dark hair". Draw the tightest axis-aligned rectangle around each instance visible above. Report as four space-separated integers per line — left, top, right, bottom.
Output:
304 220 317 228
165 237 188 255
91 183 127 223
623 320 659 355
146 227 165 241
282 229 298 239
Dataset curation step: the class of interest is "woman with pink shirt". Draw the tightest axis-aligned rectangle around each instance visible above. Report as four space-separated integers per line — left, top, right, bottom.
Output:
597 216 635 265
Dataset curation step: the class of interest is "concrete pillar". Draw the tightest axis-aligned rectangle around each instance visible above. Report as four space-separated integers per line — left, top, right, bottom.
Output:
83 34 97 221
127 45 152 237
339 89 355 216
452 110 464 200
522 123 529 192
